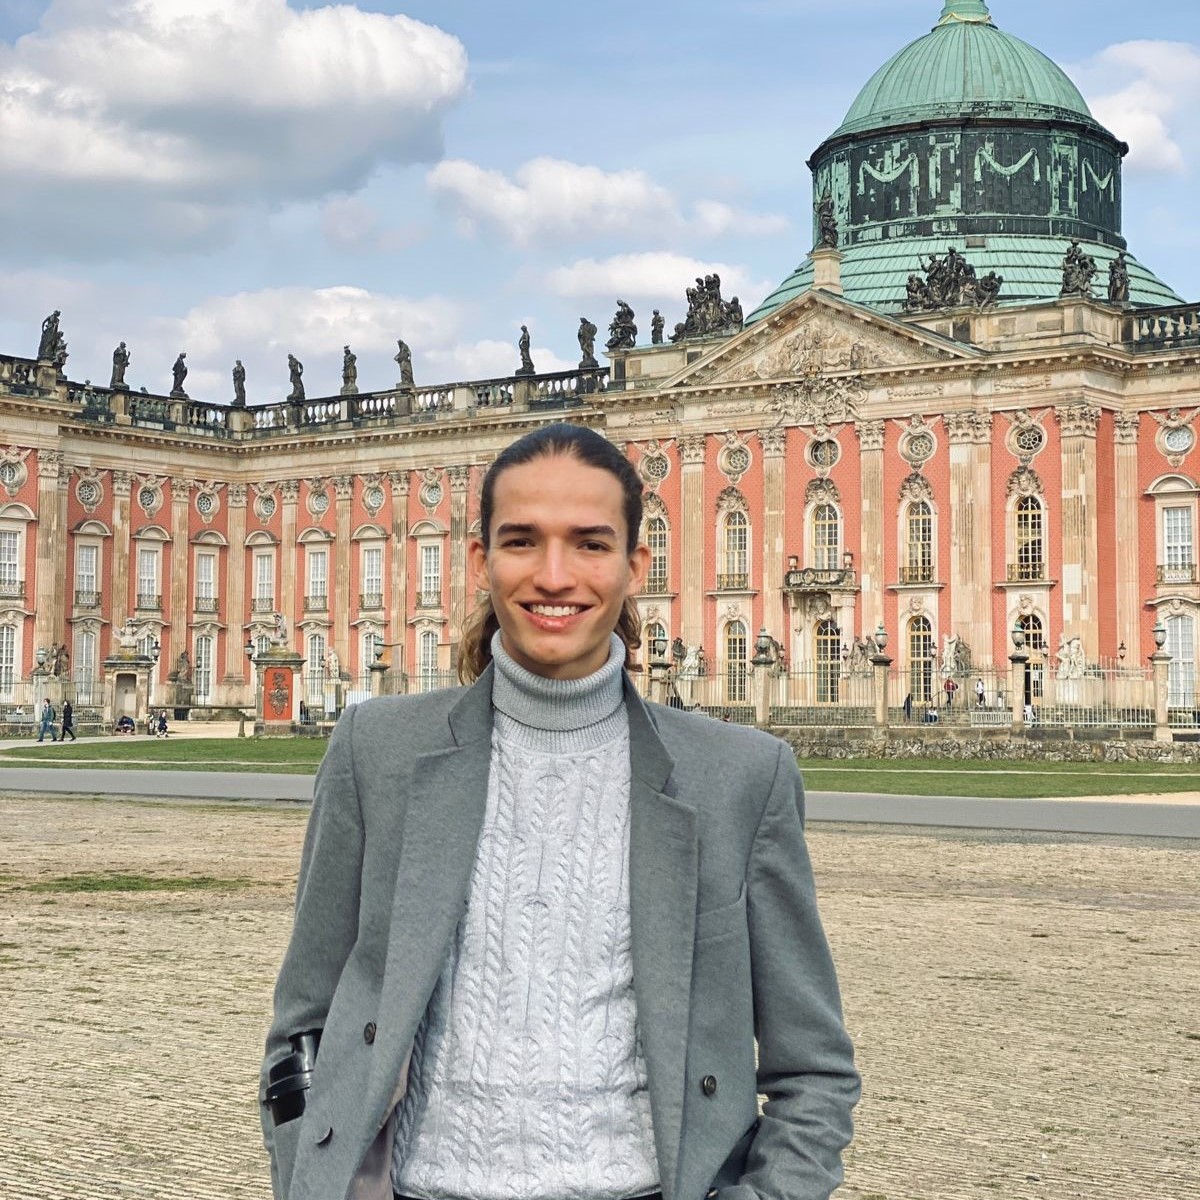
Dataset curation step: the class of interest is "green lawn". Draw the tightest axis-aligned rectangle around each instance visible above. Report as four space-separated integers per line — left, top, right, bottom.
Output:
799 758 1200 799
0 737 327 774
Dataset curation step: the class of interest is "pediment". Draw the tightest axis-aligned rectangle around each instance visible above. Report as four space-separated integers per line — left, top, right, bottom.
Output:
664 291 979 391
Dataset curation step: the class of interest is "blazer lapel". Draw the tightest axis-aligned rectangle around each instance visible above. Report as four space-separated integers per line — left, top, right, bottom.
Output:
626 683 698 1200
367 671 495 1115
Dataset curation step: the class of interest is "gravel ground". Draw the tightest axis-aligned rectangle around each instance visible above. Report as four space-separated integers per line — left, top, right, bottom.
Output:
1 793 1196 1200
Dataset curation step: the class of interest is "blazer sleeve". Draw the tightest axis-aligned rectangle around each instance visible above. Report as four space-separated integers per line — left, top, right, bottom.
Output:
727 741 860 1200
259 704 365 1200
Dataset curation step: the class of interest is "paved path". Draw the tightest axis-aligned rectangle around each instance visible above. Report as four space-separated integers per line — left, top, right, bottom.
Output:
1 764 1198 836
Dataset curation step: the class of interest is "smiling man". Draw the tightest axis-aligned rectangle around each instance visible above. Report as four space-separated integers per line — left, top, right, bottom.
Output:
260 423 859 1200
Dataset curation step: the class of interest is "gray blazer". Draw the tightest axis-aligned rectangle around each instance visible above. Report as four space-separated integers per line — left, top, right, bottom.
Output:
260 668 859 1200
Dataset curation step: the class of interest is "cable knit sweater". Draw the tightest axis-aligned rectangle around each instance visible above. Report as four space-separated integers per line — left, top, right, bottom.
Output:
392 633 659 1200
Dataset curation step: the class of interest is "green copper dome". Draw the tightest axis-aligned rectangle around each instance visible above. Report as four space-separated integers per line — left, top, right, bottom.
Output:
832 0 1098 139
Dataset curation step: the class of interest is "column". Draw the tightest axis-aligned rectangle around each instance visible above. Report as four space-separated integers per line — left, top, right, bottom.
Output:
34 451 66 652
1056 403 1102 659
447 465 471 662
1113 414 1141 659
856 421 885 636
758 429 787 636
678 434 707 648
110 471 132 651
168 478 191 669
945 410 993 662
333 475 354 663
279 481 299 635
224 484 247 684
390 472 411 675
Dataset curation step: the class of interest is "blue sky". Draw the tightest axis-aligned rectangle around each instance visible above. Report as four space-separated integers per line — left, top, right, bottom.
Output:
1 0 1196 403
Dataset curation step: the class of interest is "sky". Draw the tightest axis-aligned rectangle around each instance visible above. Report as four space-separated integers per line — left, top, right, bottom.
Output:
0 0 1196 405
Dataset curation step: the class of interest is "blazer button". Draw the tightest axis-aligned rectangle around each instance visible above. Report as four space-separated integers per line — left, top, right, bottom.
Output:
701 1074 718 1097
314 1124 333 1145
363 1021 377 1045
705 1190 720 1200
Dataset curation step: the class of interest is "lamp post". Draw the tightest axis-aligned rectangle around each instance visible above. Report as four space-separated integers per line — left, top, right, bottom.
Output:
1009 620 1030 729
649 633 670 706
242 636 257 737
869 623 892 729
1149 618 1172 742
147 637 161 710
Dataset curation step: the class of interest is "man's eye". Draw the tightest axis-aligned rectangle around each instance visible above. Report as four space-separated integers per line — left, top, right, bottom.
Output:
581 541 611 552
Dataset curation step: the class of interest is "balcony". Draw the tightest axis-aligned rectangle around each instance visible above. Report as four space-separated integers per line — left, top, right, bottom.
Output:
643 572 670 594
251 596 275 613
897 564 934 585
0 580 25 601
304 593 328 612
194 595 218 614
136 592 162 610
716 573 750 591
783 567 856 593
1158 563 1197 585
74 589 99 608
359 591 384 610
1007 563 1046 583
417 589 442 608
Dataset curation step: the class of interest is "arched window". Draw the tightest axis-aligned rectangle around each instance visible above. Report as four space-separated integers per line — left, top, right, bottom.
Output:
725 620 748 702
816 619 841 703
721 512 748 589
908 617 934 704
419 630 440 692
194 635 214 705
813 504 841 572
0 625 14 700
905 501 933 584
1014 496 1044 581
1165 614 1196 708
645 517 669 593
1017 614 1046 702
307 632 327 707
644 621 667 672
362 631 380 676
74 629 97 705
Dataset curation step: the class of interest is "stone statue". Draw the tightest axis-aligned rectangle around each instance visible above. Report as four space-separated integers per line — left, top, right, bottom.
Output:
904 249 1002 311
117 617 138 653
394 339 414 388
171 352 189 398
669 273 743 342
167 650 192 683
1061 239 1097 298
577 317 599 369
232 360 247 406
815 191 839 250
341 346 358 395
38 311 61 361
606 301 637 351
272 612 288 647
1056 634 1086 680
1108 252 1130 305
110 342 130 391
326 647 340 682
49 642 69 677
850 637 873 675
651 310 665 345
671 636 686 666
288 354 305 402
516 325 535 376
942 633 963 676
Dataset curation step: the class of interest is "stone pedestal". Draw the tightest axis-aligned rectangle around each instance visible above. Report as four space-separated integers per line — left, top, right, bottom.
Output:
810 246 844 295
1149 651 1172 743
1010 651 1030 729
253 647 305 736
369 661 388 698
871 654 892 728
102 653 156 732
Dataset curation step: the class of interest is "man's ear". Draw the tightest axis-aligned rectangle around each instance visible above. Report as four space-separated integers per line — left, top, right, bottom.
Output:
626 543 651 595
467 538 488 591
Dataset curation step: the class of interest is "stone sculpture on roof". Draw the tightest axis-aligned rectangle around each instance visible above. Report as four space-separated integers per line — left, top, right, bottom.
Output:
395 339 414 389
669 273 744 342
341 346 358 395
606 301 637 351
650 310 665 345
1107 252 1130 305
815 191 839 249
903 247 1002 311
171 352 189 398
110 342 130 390
516 326 535 376
577 317 599 368
1060 239 1097 298
232 360 247 406
288 354 305 402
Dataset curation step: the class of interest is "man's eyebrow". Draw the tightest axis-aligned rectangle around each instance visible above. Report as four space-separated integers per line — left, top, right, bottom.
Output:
495 522 535 537
573 525 619 539
493 522 619 539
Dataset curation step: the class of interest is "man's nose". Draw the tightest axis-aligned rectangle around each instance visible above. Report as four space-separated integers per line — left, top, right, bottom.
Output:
534 543 575 590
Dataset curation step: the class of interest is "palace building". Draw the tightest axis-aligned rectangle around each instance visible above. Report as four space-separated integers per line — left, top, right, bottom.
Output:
1 0 1197 725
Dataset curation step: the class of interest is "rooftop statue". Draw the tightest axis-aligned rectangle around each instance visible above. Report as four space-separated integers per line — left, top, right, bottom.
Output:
288 354 305 402
1107 252 1130 305
577 317 599 369
516 325 535 376
232 360 247 406
650 310 665 345
37 310 61 361
394 339 414 389
342 345 358 395
815 191 839 250
605 301 637 351
110 342 130 391
171 352 189 398
1060 239 1097 299
669 273 744 342
903 247 1002 311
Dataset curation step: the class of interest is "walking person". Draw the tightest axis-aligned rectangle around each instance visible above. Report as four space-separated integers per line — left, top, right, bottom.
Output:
61 699 77 742
974 677 986 708
943 675 958 710
260 424 859 1200
37 698 57 743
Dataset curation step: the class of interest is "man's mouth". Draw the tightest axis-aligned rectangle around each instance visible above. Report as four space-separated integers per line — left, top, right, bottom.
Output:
523 604 586 617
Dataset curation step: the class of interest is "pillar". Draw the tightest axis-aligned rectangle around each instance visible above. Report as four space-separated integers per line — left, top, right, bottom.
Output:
110 471 132 651
279 481 299 631
34 451 67 653
1113 414 1141 660
391 472 411 676
1150 650 1171 743
945 410 993 662
333 475 353 665
678 434 707 648
1056 403 1102 659
758 429 787 636
872 652 892 728
168 478 190 671
224 484 248 686
856 421 885 637
448 465 472 661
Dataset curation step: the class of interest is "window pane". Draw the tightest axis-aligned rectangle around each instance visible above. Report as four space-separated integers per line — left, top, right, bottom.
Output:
255 554 274 599
0 531 19 586
76 544 98 592
196 553 215 598
308 550 327 596
1164 507 1193 568
0 625 14 697
725 621 747 702
813 505 840 571
817 619 841 703
194 636 214 704
363 546 383 594
908 617 934 704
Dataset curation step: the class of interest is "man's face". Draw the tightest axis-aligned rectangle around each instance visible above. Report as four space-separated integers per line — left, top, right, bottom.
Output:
469 453 649 680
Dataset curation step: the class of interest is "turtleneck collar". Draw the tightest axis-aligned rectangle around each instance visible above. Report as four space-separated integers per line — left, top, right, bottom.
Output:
489 631 627 752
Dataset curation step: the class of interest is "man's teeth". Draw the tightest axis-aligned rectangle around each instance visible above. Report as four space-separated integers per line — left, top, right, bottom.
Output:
528 605 583 617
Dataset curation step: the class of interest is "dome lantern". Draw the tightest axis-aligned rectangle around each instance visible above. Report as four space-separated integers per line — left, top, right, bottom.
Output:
937 0 992 24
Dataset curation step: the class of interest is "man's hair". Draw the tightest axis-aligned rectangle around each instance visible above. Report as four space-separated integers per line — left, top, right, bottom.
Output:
457 423 644 683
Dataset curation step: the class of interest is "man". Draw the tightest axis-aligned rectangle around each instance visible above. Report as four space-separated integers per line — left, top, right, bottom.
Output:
37 698 57 743
260 424 858 1200
61 699 77 742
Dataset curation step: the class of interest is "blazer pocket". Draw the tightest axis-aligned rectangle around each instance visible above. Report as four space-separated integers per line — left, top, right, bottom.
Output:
695 882 747 943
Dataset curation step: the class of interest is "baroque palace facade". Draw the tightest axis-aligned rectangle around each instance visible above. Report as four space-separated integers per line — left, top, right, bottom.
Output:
1 0 1197 720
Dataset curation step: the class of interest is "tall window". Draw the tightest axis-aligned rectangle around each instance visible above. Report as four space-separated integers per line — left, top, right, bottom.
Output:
362 546 383 602
813 504 841 571
1015 497 1044 581
254 553 274 607
721 512 748 588
194 635 214 705
196 552 216 607
0 625 13 700
908 616 934 704
645 518 668 592
905 502 933 584
1018 613 1046 702
74 629 97 704
75 543 98 603
137 548 159 606
1164 507 1194 573
362 630 380 672
644 621 667 672
816 619 841 703
1166 614 1195 708
419 630 440 691
725 620 748 703
307 632 327 704
0 530 20 595
307 549 328 604
420 544 442 607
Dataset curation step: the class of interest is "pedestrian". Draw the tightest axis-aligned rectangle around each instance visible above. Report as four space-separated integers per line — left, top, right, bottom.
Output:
61 699 76 742
156 710 169 737
37 698 57 742
259 423 858 1200
943 675 958 709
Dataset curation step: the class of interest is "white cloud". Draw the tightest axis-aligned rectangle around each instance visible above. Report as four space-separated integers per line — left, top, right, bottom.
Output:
545 253 772 312
0 0 468 255
428 157 788 246
1070 40 1200 174
319 197 425 256
424 339 576 382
